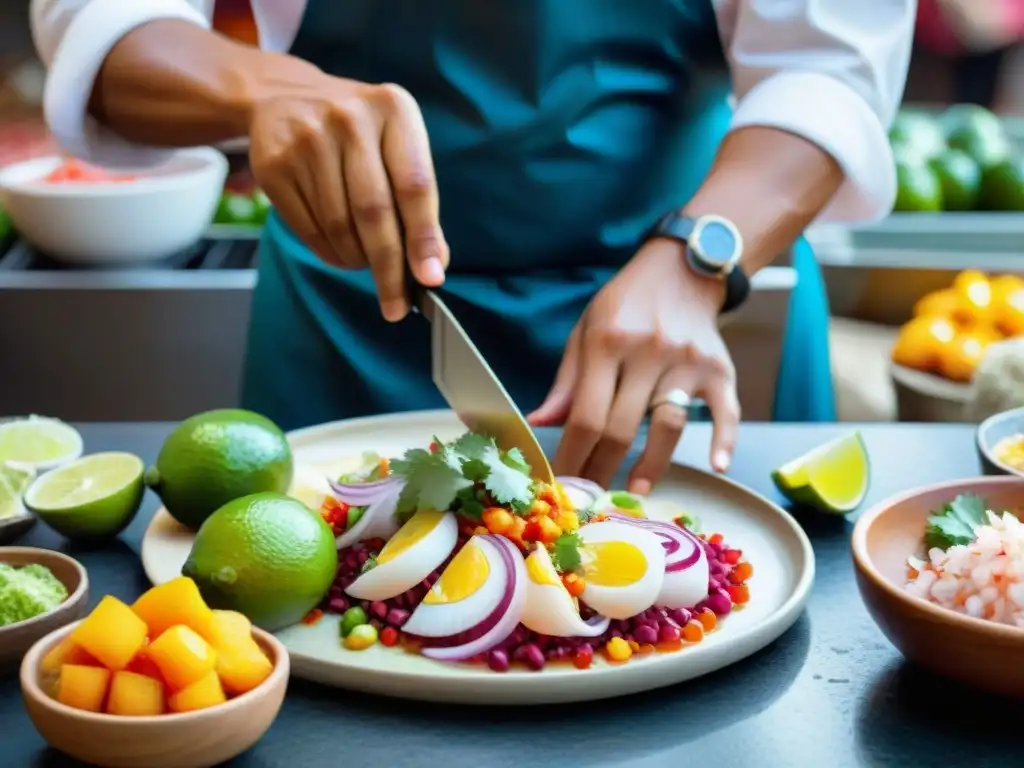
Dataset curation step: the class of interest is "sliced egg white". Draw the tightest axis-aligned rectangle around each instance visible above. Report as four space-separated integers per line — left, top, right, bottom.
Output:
345 510 457 601
288 463 334 510
656 543 709 609
576 520 665 620
521 545 608 637
403 535 507 638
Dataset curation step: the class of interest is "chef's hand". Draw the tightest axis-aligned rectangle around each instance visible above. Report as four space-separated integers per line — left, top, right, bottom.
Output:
247 67 448 321
528 239 740 493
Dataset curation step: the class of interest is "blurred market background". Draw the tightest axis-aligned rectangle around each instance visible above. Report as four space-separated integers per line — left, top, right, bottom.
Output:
2 1 1024 426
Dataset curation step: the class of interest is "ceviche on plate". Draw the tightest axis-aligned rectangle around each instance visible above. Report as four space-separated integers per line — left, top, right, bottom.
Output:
298 432 754 672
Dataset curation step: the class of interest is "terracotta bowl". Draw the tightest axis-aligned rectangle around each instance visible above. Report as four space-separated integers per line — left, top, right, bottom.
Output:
20 622 290 768
976 406 1024 477
852 476 1024 697
0 547 89 671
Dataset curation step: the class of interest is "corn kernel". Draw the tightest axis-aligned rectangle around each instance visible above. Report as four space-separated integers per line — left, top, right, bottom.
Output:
530 499 552 518
556 510 580 532
343 624 379 651
605 637 633 662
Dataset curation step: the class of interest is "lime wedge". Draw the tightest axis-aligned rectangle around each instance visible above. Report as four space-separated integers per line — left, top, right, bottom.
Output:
0 461 36 519
0 416 83 471
24 452 145 540
771 432 870 514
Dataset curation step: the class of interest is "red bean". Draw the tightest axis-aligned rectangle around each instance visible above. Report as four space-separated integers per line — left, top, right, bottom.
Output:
327 596 349 614
669 608 692 626
370 601 388 619
386 608 410 627
488 649 510 672
634 625 658 645
519 643 545 671
705 592 732 616
658 625 681 643
357 549 370 565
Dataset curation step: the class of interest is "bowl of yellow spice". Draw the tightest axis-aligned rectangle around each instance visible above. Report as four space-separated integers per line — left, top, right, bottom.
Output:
0 547 89 670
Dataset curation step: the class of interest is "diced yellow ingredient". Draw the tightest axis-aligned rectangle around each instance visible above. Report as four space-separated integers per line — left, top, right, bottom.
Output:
125 644 164 682
166 670 226 713
106 671 166 716
57 664 111 712
146 625 217 690
40 637 98 676
131 577 216 641
208 610 273 695
555 510 580 532
70 596 148 671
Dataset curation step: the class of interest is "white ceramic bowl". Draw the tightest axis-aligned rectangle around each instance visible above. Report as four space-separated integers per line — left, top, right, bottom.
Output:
0 149 228 265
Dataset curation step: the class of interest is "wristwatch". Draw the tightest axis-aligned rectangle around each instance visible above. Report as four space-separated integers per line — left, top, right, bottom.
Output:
649 211 751 314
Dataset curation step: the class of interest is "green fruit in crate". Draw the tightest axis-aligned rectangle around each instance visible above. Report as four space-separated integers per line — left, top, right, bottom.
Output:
893 159 943 212
944 104 1010 168
888 112 945 162
251 190 272 224
929 149 982 211
215 193 259 226
979 157 1024 212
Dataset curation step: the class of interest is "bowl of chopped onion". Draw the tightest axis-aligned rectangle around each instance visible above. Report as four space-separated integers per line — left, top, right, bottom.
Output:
976 406 1024 478
852 476 1024 698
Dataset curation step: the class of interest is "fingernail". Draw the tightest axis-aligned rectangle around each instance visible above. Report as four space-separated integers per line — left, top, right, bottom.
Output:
383 300 407 322
713 450 731 473
421 257 444 285
629 479 652 496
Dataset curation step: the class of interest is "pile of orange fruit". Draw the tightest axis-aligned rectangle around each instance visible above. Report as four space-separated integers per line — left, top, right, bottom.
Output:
892 270 1024 383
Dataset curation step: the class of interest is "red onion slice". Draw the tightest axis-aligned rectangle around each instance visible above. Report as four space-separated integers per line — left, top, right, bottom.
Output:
419 536 527 662
556 476 605 510
328 475 402 506
335 483 402 549
606 512 702 572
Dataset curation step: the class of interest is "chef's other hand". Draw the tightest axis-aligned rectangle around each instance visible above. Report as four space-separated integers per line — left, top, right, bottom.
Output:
528 239 740 493
248 65 448 321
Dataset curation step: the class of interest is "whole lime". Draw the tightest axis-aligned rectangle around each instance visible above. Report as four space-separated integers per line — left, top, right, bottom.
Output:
182 492 338 631
146 409 293 530
979 157 1024 212
888 111 946 162
929 149 982 211
944 104 1010 167
893 159 943 212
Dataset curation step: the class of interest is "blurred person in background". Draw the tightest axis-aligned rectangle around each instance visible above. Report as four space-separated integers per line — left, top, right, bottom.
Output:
30 1 913 491
917 0 1024 108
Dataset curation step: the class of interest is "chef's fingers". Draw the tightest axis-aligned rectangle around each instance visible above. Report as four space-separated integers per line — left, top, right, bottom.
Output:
528 326 582 426
627 370 697 495
303 135 365 269
702 372 740 474
582 360 660 490
379 85 447 287
258 175 333 264
552 341 619 479
343 117 409 322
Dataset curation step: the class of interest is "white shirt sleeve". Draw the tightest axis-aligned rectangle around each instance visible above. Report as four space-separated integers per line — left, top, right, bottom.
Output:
714 0 916 224
30 0 214 168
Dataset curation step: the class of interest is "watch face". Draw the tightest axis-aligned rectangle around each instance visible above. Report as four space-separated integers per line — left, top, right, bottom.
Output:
692 217 740 268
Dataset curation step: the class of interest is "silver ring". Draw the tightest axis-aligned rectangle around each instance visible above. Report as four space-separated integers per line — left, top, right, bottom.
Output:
649 388 691 412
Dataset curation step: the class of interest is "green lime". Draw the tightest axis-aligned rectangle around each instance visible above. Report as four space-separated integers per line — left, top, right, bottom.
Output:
893 159 944 212
942 104 1005 140
214 193 259 225
24 452 145 539
929 149 982 211
182 492 338 631
146 409 293 531
0 416 83 471
979 157 1024 212
771 432 870 515
251 190 272 224
889 111 946 162
0 462 35 520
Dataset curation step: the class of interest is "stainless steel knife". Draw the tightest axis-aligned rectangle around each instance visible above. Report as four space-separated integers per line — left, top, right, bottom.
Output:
415 288 555 483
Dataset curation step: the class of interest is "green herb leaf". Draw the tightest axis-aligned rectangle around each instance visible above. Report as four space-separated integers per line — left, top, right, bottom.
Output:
551 533 582 573
924 492 988 550
360 554 378 574
480 445 533 508
501 447 531 476
391 447 472 514
451 432 491 460
455 486 485 521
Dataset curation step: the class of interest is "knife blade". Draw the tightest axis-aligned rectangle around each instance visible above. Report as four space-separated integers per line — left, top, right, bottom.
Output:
414 287 555 483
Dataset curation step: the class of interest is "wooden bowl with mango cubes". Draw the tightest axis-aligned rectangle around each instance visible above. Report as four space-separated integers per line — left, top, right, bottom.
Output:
20 577 289 768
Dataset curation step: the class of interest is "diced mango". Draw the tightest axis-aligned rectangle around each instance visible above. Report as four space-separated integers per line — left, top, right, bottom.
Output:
131 577 216 641
208 610 273 695
70 596 148 671
106 671 166 716
57 664 111 713
166 670 226 713
146 625 217 690
40 637 99 676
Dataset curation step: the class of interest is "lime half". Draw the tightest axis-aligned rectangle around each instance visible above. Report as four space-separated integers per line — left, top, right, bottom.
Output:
25 452 145 540
771 432 870 514
0 416 83 471
0 461 36 519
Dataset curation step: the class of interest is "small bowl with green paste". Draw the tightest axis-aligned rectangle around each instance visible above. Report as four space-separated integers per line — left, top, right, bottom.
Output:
0 548 88 670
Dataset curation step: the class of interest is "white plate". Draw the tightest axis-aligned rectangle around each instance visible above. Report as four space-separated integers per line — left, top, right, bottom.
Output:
141 410 815 705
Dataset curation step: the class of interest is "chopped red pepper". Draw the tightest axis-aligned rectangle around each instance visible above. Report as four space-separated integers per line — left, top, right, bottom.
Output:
301 608 324 626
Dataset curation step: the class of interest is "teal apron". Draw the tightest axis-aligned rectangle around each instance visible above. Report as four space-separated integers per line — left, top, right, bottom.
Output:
241 0 836 431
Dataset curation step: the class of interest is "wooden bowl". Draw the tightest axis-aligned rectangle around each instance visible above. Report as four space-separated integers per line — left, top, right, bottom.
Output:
890 363 970 423
0 548 89 671
976 406 1024 477
20 622 290 768
852 476 1024 697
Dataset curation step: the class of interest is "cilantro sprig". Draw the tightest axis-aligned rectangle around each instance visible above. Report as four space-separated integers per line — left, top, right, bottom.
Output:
551 532 583 573
924 493 988 550
391 433 535 516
